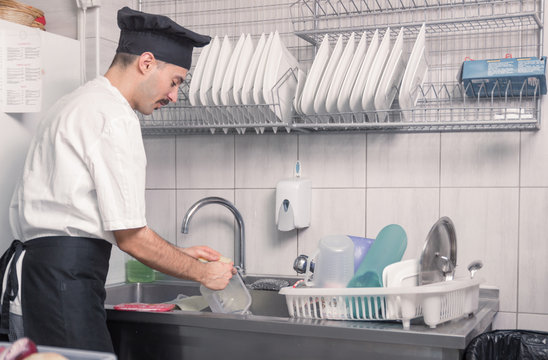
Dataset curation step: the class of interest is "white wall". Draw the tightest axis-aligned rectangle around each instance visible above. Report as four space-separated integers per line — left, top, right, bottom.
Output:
10 0 548 332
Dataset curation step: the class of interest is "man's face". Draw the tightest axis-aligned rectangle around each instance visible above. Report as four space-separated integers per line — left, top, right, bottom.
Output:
136 61 188 115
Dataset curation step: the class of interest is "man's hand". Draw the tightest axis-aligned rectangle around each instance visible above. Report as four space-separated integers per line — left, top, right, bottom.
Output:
181 245 221 262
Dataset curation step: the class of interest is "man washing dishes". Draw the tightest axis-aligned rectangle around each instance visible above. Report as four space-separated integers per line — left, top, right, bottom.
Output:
0 6 233 353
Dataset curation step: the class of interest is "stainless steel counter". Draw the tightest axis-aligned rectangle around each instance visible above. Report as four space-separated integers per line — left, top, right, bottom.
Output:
105 279 498 360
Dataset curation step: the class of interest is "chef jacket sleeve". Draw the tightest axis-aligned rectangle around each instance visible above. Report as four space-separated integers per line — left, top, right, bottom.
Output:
86 113 147 231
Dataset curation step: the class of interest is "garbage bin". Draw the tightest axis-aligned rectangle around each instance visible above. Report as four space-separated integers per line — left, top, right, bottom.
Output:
464 330 548 360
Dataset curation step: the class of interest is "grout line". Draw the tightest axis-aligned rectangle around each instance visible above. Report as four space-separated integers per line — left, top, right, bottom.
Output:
516 130 522 328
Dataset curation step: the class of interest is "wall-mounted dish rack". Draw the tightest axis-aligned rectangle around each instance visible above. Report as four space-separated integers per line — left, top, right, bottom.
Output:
138 0 544 135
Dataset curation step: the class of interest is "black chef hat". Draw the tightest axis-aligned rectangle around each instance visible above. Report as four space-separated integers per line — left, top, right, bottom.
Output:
116 6 211 70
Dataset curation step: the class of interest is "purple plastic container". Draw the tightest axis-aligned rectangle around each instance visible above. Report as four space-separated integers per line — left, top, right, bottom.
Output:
347 235 375 273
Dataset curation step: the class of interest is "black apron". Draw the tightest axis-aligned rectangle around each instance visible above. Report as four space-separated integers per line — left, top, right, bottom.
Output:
0 236 113 353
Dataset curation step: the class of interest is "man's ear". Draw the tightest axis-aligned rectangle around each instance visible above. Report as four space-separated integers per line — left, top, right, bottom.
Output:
138 52 156 74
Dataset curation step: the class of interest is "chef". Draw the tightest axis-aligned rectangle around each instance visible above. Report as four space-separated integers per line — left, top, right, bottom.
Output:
0 6 234 353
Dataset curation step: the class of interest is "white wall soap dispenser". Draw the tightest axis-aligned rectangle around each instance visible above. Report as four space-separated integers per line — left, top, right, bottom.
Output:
275 161 311 231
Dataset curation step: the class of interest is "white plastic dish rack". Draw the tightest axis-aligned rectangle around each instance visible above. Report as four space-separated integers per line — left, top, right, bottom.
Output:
279 277 482 330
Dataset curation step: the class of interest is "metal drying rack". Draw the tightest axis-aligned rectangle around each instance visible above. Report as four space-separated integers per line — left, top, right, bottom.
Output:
138 0 544 134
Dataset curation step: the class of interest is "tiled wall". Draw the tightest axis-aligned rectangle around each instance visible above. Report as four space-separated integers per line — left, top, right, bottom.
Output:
22 0 548 332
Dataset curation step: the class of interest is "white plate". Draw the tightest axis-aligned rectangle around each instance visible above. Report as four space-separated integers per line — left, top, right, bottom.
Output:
349 30 380 113
233 34 254 105
241 33 267 105
325 33 356 113
263 31 300 122
338 32 368 113
361 28 392 118
399 23 428 118
189 44 210 106
374 27 405 122
300 34 331 115
253 32 274 104
199 35 221 106
211 35 233 106
221 33 246 106
314 34 345 115
293 68 307 115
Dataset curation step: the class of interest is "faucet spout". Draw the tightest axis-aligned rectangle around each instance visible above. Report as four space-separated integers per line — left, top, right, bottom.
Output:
181 197 246 274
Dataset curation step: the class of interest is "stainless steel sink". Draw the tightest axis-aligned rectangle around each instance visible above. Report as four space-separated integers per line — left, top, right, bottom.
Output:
105 277 498 360
105 276 292 317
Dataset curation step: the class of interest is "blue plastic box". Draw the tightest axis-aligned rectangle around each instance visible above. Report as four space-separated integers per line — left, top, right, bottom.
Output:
460 56 547 97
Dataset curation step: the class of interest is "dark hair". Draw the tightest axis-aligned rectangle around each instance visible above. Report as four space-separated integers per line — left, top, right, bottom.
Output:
109 52 167 69
109 52 139 69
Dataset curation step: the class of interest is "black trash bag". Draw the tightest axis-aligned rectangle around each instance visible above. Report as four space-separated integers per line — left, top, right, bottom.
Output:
465 330 548 360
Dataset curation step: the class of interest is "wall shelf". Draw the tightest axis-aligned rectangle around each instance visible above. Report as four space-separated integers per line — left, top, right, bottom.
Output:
139 0 544 135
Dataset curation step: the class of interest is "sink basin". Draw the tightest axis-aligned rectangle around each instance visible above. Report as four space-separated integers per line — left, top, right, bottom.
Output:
105 276 293 317
105 276 498 360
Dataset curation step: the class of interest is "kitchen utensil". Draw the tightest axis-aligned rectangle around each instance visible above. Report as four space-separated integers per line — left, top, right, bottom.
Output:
382 258 419 288
347 235 375 273
419 217 457 285
347 224 407 288
200 270 252 314
467 260 483 279
305 234 355 288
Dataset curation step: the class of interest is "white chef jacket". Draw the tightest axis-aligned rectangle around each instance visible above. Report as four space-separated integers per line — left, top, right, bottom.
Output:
9 76 147 245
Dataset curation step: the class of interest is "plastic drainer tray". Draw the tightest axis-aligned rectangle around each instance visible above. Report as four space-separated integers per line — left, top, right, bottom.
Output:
279 277 482 329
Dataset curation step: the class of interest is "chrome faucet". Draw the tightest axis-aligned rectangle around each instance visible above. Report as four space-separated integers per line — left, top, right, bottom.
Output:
181 197 246 274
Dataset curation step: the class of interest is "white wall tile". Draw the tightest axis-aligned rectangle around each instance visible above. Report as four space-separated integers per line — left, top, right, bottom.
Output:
298 133 366 188
367 133 440 188
144 136 176 189
440 132 520 187
145 189 177 244
298 189 366 257
236 189 297 275
440 188 519 312
492 312 517 330
107 245 126 285
518 188 548 314
176 135 235 189
366 188 440 260
176 190 236 261
235 134 298 188
521 128 548 186
518 313 548 332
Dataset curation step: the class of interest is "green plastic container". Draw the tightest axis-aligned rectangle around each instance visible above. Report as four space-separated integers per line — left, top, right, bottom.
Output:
125 257 154 283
